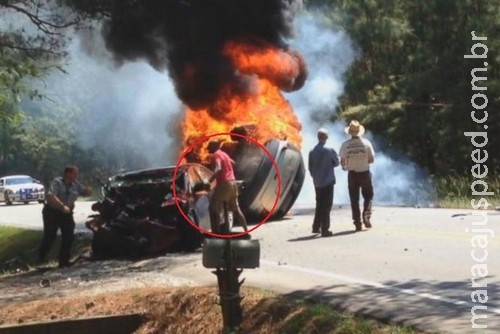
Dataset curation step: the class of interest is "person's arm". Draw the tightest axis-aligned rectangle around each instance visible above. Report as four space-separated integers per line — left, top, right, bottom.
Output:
45 180 71 213
367 140 375 164
308 151 313 176
208 157 222 183
46 193 71 213
339 144 348 170
331 149 340 167
80 186 93 197
75 181 93 197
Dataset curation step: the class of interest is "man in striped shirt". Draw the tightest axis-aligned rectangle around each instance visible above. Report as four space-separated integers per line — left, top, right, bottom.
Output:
339 120 375 232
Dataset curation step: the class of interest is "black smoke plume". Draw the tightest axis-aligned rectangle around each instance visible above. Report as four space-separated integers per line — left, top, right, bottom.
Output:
69 0 306 111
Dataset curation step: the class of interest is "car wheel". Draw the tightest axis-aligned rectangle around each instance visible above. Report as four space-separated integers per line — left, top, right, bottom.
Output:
23 201 29 205
38 200 45 204
4 192 12 206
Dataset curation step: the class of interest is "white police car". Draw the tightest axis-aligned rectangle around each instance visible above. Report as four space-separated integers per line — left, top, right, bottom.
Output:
0 175 45 205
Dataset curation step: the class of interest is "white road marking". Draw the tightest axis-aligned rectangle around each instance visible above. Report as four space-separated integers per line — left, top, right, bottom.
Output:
261 259 500 315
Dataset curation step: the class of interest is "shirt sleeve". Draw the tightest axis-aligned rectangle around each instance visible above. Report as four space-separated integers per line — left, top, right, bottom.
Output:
331 149 340 167
75 181 86 195
339 142 346 159
209 154 216 170
308 150 313 173
365 139 375 158
211 153 222 173
47 178 61 197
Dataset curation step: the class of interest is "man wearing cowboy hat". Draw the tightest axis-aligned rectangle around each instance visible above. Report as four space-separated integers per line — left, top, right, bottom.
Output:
308 127 339 237
339 120 375 232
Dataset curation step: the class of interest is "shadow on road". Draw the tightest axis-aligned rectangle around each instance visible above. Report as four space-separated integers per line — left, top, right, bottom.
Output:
279 277 498 333
287 230 357 242
287 235 319 242
332 230 357 237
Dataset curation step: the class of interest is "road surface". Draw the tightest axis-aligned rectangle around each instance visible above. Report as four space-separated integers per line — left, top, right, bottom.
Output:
1 201 499 333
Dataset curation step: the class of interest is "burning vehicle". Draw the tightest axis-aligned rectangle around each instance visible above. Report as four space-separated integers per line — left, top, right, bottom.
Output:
77 0 309 259
222 133 305 221
86 136 305 259
86 164 212 260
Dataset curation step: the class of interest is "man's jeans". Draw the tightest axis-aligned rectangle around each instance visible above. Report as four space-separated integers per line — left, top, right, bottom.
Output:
39 205 75 267
347 171 373 225
312 182 334 233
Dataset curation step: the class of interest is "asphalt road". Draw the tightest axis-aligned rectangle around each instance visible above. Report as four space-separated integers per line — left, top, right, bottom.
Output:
1 201 499 333
0 201 94 232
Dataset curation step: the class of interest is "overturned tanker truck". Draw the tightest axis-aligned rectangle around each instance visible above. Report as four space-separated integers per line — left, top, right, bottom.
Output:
86 137 305 260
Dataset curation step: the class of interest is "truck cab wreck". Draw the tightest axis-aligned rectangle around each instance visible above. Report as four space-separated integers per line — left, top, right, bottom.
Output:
85 137 305 260
86 164 211 260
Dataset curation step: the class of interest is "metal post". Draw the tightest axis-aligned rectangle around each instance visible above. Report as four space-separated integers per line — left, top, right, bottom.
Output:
203 194 260 334
214 250 243 332
213 200 243 333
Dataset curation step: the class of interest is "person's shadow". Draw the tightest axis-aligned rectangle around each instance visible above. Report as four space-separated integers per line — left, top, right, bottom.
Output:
287 235 319 242
331 230 357 237
287 230 356 242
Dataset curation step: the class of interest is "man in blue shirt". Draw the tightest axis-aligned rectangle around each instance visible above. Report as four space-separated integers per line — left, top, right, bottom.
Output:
308 128 339 237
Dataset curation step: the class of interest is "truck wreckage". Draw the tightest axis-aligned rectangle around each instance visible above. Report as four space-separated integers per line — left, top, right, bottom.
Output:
86 138 305 260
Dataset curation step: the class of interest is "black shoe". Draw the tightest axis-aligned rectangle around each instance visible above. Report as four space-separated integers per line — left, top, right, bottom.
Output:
312 228 320 234
354 222 362 232
321 231 333 237
364 221 372 228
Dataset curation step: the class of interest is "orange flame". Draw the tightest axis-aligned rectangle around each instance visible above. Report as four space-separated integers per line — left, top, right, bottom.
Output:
181 39 303 161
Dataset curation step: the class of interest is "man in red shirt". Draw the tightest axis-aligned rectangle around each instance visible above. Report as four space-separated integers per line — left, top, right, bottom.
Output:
207 140 248 234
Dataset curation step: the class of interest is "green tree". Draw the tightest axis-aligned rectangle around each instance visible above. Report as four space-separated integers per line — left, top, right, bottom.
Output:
0 0 85 172
308 0 500 176
0 48 43 169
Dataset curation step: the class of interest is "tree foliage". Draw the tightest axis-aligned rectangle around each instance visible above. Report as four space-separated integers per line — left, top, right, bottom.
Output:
309 0 500 176
0 0 90 176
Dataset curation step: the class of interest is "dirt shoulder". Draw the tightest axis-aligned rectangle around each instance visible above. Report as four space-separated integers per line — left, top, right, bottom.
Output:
0 256 423 334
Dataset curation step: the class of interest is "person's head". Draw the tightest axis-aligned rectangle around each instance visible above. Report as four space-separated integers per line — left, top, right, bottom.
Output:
63 165 79 184
207 140 221 154
317 128 328 143
344 120 365 137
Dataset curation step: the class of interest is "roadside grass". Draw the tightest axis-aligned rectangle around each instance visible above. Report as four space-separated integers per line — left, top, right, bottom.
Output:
0 226 90 274
0 285 428 334
270 299 420 334
432 175 499 209
0 228 429 334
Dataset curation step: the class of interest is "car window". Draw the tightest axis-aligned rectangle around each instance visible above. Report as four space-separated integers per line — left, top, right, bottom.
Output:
5 177 32 185
0 179 3 186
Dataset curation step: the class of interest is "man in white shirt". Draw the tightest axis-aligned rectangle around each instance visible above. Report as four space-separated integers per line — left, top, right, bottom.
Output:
339 120 375 232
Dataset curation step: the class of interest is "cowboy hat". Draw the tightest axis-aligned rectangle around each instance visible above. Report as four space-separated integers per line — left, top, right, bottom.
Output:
344 120 365 136
317 127 329 136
